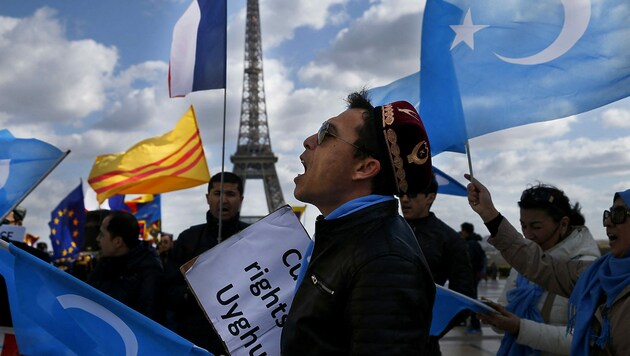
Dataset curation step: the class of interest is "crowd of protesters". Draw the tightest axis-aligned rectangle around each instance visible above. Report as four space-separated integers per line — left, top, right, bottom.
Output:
2 91 629 355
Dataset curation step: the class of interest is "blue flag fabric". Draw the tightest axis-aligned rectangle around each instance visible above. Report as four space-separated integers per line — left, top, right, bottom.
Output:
123 195 161 240
420 0 630 153
108 195 126 211
369 71 420 109
49 183 86 261
430 284 496 336
0 130 65 220
434 167 467 197
371 1 630 155
169 0 227 97
0 241 211 356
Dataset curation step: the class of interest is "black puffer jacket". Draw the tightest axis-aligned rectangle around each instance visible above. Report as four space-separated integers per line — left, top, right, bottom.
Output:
281 200 435 355
87 243 163 322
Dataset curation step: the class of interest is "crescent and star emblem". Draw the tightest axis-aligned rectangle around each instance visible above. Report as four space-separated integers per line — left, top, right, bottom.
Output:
57 294 139 356
407 141 429 165
450 0 591 65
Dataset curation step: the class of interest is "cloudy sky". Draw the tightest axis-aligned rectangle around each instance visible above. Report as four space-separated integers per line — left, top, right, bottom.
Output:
2 0 630 249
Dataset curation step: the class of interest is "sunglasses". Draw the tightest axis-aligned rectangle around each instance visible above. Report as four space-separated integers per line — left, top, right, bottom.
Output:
603 206 630 226
317 121 367 154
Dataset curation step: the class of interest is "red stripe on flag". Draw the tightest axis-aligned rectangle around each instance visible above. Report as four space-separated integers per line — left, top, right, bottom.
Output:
88 131 200 184
92 143 206 194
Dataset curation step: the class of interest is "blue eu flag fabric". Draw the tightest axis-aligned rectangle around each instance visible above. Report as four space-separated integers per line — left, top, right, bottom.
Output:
0 240 211 355
123 194 161 240
49 183 86 261
420 0 630 153
0 130 65 220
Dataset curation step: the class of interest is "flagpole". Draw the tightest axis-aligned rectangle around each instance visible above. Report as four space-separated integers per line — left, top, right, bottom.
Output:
0 150 71 222
465 140 474 181
0 238 8 250
217 88 227 242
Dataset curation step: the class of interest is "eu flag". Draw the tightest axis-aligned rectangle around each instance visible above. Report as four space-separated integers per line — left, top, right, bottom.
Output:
0 130 66 220
379 0 630 155
49 183 85 261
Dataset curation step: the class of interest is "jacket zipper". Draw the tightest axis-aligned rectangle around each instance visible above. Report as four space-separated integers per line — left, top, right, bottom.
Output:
311 275 335 295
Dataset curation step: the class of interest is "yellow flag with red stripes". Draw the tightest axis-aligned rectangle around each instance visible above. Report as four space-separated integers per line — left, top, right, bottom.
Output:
88 106 210 203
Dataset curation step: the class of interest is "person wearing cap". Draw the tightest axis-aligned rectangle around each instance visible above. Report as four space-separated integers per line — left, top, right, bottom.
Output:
466 175 630 355
164 171 249 355
281 90 435 355
399 172 475 355
474 183 599 355
87 211 164 322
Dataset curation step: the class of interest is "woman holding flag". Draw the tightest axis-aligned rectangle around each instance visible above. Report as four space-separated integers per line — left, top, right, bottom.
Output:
473 183 599 355
466 175 630 355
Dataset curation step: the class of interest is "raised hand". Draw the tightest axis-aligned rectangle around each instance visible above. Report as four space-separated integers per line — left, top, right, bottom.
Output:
464 174 500 223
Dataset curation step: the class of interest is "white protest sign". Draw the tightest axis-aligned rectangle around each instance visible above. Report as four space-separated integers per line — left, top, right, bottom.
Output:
183 205 311 356
0 225 25 241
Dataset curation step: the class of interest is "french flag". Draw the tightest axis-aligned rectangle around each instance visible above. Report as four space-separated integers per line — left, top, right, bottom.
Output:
169 0 227 98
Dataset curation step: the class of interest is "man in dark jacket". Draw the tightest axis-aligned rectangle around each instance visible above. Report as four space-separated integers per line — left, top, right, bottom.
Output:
87 211 163 322
281 91 436 355
165 172 249 355
460 221 487 334
400 172 474 355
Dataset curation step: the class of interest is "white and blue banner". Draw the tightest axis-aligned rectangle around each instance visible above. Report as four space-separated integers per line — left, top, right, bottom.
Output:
184 205 311 356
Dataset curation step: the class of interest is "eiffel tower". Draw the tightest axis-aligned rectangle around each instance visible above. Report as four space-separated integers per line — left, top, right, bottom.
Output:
231 0 285 213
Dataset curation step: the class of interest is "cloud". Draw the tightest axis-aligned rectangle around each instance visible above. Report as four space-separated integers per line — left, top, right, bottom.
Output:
602 108 630 128
0 8 117 124
298 1 423 88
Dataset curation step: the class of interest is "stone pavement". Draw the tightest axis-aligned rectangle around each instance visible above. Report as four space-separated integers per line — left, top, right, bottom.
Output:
438 278 507 355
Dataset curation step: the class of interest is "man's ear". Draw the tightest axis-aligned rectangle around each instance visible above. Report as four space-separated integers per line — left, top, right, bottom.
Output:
353 157 381 181
113 236 124 249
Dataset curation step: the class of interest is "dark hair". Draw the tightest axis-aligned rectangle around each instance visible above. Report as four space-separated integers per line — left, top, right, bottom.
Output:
347 89 396 195
105 211 140 249
518 183 584 225
209 172 244 196
461 222 474 234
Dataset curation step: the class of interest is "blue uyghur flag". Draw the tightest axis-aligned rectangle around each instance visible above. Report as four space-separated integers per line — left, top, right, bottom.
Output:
49 183 86 261
420 0 630 154
0 130 65 219
169 0 227 97
369 71 420 110
0 241 211 356
434 167 467 197
430 285 496 336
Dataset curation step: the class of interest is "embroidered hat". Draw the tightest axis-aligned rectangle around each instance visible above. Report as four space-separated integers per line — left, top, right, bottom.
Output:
373 101 432 195
614 189 630 206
